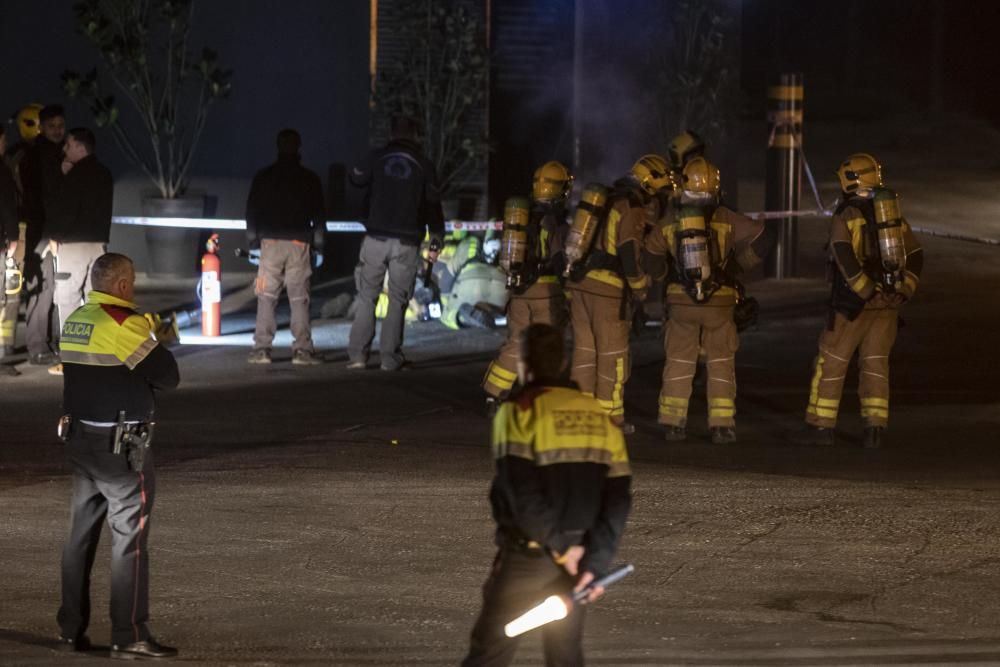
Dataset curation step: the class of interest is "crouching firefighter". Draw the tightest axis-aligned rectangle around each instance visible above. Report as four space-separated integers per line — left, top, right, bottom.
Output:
565 155 672 433
462 323 631 667
646 157 774 445
794 154 922 448
56 253 180 659
482 161 572 415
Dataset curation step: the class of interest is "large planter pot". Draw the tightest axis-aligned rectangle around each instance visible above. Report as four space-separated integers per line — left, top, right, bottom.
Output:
142 196 206 277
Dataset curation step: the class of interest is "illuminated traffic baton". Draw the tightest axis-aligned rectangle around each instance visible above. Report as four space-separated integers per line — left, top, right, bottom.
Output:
503 563 635 638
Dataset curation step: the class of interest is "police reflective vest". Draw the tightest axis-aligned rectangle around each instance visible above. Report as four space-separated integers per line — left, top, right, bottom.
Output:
60 290 179 422
489 383 632 574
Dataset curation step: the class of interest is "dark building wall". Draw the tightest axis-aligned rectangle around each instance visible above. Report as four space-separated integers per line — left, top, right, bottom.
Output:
489 0 575 210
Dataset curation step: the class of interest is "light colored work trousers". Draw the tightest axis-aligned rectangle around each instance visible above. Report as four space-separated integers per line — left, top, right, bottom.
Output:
568 288 630 424
482 287 566 398
805 308 898 428
659 302 739 428
348 235 420 369
54 242 106 334
253 239 314 353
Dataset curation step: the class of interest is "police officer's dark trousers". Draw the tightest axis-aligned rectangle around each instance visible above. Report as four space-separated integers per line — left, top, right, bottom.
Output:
463 546 585 667
58 428 155 646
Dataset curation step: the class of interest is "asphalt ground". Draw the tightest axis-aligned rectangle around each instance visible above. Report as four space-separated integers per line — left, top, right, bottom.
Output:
2 226 1000 666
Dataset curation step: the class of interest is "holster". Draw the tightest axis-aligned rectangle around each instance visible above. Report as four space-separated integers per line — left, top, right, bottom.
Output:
120 424 154 472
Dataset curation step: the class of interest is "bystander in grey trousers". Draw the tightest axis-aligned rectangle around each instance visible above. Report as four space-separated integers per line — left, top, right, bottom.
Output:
348 235 420 370
253 239 314 353
54 242 106 333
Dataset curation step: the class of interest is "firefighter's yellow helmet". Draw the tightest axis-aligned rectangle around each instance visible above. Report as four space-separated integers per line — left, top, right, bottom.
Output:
836 153 883 194
667 130 705 170
532 161 573 202
15 103 43 141
630 154 672 195
681 156 721 197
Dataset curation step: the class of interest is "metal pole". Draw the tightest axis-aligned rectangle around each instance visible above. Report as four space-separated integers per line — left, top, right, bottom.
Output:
764 73 803 279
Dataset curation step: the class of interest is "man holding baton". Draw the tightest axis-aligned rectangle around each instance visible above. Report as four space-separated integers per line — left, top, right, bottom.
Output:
462 323 632 666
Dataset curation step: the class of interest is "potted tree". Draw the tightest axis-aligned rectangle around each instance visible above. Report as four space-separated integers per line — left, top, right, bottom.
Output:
62 0 232 275
374 0 489 215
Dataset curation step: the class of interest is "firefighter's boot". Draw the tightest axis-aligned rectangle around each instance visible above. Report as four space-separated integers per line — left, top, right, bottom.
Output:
711 426 737 445
663 425 686 442
791 424 835 447
863 426 883 449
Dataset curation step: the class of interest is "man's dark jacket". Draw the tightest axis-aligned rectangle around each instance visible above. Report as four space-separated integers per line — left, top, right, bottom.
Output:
48 155 113 244
351 138 444 245
0 160 18 245
245 154 326 248
18 137 65 250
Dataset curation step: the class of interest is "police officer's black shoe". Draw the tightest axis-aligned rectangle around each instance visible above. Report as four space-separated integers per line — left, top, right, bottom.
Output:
55 635 92 652
790 425 835 447
110 637 178 660
0 363 18 377
710 426 737 445
663 425 686 441
863 426 884 449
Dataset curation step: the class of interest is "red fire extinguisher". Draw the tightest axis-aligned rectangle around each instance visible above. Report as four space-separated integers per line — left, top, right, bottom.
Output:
200 233 221 336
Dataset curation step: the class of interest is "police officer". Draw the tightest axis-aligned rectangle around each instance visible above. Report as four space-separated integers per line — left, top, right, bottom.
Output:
565 155 672 433
482 161 572 412
794 154 922 448
462 323 632 666
57 252 179 659
347 114 445 371
646 157 774 444
245 128 326 366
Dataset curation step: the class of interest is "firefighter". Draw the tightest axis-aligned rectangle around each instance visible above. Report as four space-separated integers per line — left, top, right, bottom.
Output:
667 130 705 183
439 233 509 330
564 155 671 433
56 253 179 659
462 323 631 666
482 161 572 413
645 157 774 444
793 154 922 448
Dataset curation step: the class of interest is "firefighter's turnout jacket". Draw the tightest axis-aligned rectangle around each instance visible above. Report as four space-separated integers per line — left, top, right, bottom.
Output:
60 291 179 421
